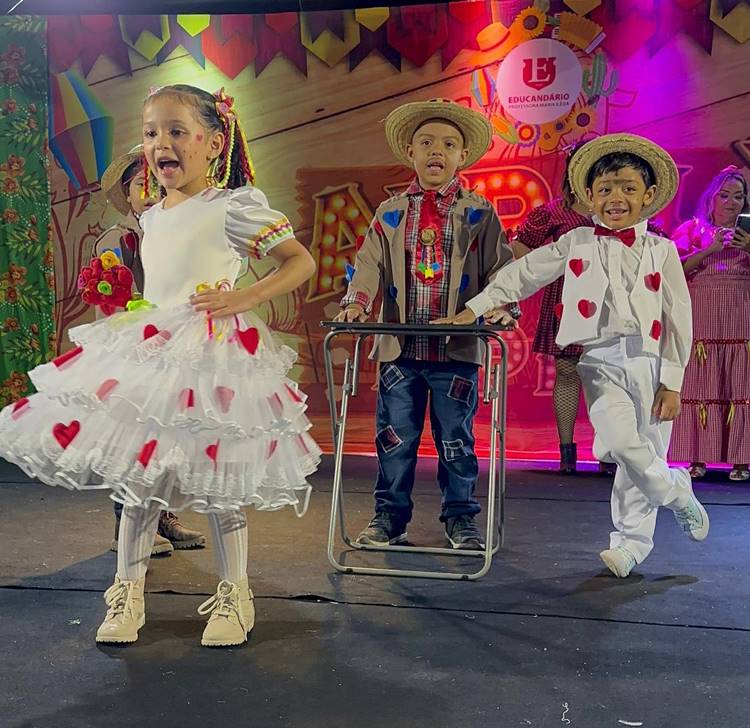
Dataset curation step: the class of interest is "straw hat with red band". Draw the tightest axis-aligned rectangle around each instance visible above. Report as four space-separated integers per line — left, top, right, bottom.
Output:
384 99 493 169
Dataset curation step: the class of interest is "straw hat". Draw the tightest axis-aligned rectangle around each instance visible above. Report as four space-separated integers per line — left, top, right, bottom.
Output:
384 99 493 169
568 133 679 218
100 144 144 216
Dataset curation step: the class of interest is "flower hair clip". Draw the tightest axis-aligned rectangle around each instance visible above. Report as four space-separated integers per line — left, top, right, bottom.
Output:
213 87 236 122
147 86 163 98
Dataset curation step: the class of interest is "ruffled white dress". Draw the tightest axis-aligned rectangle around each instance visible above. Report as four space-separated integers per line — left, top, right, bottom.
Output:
0 186 320 515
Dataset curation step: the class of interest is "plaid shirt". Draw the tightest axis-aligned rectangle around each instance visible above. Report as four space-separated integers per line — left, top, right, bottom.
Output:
401 176 461 361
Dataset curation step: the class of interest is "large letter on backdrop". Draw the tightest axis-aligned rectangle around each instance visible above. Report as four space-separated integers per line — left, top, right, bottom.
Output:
307 183 373 302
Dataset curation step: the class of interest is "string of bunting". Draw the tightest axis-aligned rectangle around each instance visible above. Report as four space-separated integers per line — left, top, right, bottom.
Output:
45 1 748 80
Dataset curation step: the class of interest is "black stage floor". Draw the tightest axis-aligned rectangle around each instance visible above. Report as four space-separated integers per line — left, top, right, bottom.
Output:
1 456 748 728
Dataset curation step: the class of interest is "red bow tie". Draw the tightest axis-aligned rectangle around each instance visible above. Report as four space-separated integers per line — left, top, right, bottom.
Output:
594 225 636 247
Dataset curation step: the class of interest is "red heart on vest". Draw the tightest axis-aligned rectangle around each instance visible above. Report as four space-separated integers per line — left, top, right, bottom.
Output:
645 272 661 292
53 346 83 368
235 327 259 355
52 420 80 449
553 303 564 319
470 239 478 252
577 299 597 318
650 320 662 341
205 441 220 464
11 397 29 419
214 386 235 413
355 235 366 252
374 220 384 237
179 388 195 410
568 259 589 277
137 440 158 468
96 378 119 401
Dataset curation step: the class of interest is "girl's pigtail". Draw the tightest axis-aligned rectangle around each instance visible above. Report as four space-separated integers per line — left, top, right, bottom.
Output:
213 87 255 189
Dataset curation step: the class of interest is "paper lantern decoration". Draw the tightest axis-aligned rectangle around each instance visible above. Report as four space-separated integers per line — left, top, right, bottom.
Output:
471 67 496 108
49 71 113 190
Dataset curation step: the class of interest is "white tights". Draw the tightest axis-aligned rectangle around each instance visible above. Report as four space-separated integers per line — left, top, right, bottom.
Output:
116 503 248 583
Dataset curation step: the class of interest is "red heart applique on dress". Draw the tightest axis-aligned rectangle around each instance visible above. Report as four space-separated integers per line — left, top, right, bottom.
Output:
143 325 171 341
568 259 589 277
214 386 235 413
205 441 220 466
285 383 303 403
52 420 81 449
179 388 195 410
650 320 662 341
577 299 597 318
11 397 29 420
235 327 259 355
553 303 564 319
137 440 157 467
268 393 284 419
96 378 119 400
53 346 84 368
645 272 661 292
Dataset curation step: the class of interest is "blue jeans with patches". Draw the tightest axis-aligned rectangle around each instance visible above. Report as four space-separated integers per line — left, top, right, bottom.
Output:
374 357 481 526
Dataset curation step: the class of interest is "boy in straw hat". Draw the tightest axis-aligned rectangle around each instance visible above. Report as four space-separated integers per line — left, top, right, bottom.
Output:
97 145 206 556
336 99 519 549
437 133 709 576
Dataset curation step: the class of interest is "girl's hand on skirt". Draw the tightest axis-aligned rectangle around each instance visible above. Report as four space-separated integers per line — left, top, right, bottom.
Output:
652 385 681 422
190 287 259 318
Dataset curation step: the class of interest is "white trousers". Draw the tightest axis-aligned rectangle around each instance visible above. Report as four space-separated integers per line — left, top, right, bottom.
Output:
578 337 691 562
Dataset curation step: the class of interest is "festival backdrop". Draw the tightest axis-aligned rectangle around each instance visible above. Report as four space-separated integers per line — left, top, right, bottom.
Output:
4 0 750 458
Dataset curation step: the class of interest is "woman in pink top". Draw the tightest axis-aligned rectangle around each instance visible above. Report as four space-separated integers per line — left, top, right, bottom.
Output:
669 166 750 480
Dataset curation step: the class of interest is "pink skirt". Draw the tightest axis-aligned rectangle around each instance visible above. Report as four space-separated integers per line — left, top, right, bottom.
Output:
669 278 750 464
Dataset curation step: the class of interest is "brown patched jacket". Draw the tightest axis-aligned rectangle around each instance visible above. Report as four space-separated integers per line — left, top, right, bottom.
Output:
346 186 516 365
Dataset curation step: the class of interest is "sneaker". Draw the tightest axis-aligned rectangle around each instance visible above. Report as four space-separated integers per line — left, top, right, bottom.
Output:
688 463 707 479
110 517 173 556
355 512 407 546
158 512 207 550
444 514 486 550
672 486 710 541
729 466 750 482
600 546 637 578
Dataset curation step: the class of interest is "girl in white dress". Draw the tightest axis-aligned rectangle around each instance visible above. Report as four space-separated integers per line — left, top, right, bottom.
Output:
0 84 320 647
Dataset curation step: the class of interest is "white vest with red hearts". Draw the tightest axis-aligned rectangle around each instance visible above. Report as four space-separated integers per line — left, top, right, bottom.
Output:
556 223 668 354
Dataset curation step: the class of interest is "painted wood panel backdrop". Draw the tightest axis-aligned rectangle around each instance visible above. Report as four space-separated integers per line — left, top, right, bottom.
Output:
42 1 750 458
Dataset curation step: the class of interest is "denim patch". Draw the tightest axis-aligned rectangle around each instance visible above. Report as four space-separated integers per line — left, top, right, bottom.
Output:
442 438 466 462
447 375 474 405
377 425 403 454
380 363 405 391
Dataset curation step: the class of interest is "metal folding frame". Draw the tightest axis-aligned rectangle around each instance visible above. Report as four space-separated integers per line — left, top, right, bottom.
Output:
321 321 509 580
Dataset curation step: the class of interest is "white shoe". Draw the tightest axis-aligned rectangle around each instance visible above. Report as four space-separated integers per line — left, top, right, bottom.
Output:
96 576 146 644
600 546 637 578
672 478 710 541
198 577 254 647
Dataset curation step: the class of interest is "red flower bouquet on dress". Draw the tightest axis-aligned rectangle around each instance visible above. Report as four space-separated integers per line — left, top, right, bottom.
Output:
77 250 133 316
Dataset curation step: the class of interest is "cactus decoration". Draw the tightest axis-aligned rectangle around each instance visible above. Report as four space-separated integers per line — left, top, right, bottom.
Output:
582 52 618 104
